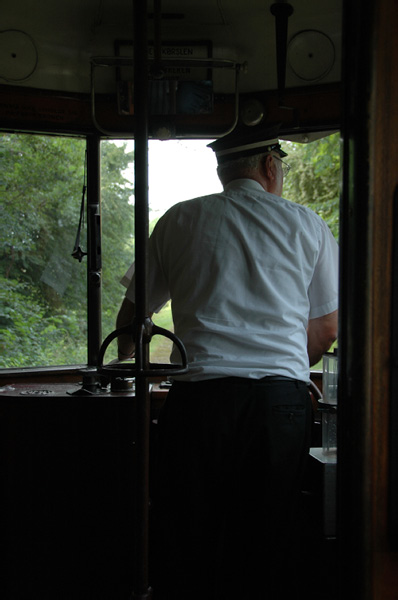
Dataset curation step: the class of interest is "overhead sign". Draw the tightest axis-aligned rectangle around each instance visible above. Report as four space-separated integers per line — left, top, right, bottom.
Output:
116 40 212 81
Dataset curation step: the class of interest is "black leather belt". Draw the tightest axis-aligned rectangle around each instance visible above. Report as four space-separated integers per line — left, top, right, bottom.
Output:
172 376 303 386
259 375 298 382
209 375 302 385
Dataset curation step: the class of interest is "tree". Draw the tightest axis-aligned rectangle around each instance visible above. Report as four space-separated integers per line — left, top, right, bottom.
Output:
0 134 134 367
283 132 340 240
0 133 88 366
100 141 134 340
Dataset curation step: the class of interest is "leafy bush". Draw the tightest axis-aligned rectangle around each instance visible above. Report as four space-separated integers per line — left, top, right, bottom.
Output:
0 135 134 368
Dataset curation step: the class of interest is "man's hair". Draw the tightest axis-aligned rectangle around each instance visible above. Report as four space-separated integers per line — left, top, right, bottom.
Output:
216 152 267 186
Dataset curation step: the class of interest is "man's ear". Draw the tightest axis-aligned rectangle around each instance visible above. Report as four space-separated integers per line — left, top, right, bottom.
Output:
262 154 275 180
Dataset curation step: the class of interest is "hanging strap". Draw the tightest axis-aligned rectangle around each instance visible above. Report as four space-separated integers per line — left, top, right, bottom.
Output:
71 149 88 262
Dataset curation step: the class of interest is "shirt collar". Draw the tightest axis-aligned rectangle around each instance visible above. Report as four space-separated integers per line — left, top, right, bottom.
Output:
224 178 265 194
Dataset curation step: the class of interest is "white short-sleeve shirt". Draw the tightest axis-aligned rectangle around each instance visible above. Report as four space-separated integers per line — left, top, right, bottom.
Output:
122 179 339 382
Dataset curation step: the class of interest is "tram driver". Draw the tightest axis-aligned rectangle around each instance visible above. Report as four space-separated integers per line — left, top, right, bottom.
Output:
116 124 338 599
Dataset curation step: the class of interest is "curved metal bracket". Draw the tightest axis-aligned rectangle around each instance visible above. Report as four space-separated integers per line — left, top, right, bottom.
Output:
97 319 188 378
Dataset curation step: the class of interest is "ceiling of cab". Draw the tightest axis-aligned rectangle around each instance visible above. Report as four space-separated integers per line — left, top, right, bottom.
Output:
1 0 342 96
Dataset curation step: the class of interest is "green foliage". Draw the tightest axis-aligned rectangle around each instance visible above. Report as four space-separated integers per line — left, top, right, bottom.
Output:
0 134 134 368
100 141 134 340
0 133 88 367
283 132 341 241
0 277 87 367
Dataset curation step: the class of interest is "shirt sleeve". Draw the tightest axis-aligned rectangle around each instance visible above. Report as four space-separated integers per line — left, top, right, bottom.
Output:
120 262 135 289
308 220 339 319
120 223 171 314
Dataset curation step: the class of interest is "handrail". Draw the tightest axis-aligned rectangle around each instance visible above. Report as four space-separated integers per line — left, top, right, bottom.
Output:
97 320 188 378
90 55 245 138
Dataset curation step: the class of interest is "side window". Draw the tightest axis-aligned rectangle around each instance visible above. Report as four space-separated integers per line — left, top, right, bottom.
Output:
1 133 87 368
100 140 135 345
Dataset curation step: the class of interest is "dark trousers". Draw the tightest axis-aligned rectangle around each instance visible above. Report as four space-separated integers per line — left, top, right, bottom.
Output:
151 377 313 600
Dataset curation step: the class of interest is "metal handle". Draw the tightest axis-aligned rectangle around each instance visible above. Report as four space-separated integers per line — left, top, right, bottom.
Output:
97 319 188 378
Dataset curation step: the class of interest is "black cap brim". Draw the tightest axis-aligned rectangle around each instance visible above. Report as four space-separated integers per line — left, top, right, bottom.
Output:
208 124 288 164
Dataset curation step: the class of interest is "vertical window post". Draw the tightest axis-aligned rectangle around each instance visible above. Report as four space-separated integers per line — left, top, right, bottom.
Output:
86 135 102 366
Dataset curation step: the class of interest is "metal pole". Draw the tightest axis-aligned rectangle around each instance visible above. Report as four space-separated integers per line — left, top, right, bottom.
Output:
132 0 152 598
86 135 102 366
270 2 294 106
339 0 374 597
